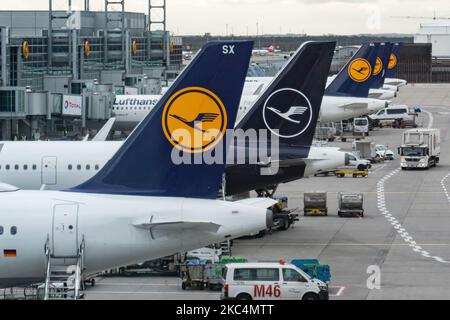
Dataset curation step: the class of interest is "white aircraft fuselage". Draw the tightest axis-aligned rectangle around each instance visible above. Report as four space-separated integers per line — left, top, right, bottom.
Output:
113 92 387 131
0 188 268 288
0 141 346 191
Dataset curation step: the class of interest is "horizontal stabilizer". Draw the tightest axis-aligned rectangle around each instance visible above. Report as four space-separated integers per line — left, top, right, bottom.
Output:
236 198 277 209
339 103 368 110
133 218 221 233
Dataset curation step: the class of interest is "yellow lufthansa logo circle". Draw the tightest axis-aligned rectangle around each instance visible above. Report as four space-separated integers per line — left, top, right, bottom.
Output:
132 40 138 56
373 57 383 76
348 58 372 83
84 41 91 58
162 87 227 154
22 41 30 60
388 53 398 70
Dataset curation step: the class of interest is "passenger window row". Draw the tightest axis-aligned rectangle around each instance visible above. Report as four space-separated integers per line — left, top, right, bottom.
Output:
112 106 150 111
0 164 102 171
0 164 37 171
0 226 17 236
67 164 100 171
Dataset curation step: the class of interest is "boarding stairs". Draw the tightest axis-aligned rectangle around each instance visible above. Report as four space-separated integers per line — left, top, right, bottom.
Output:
43 236 86 300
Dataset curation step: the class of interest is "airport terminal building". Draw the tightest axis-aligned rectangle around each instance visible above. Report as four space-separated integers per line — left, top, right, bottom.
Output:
0 9 182 140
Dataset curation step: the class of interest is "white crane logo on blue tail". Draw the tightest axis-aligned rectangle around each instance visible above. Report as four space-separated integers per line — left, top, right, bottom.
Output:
266 106 308 124
263 88 313 139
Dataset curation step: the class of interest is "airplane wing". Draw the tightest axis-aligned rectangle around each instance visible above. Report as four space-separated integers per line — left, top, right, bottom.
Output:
236 198 278 209
92 118 116 142
132 218 221 233
339 103 368 110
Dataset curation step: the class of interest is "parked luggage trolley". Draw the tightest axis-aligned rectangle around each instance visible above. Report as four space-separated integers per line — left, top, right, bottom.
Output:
338 193 364 217
291 259 331 283
180 258 248 291
180 260 209 290
304 193 328 216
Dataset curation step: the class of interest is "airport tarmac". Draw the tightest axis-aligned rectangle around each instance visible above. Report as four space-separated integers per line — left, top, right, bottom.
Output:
84 84 450 300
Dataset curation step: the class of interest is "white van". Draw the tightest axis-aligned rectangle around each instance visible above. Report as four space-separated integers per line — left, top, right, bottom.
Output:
353 118 369 136
221 262 329 301
370 105 414 126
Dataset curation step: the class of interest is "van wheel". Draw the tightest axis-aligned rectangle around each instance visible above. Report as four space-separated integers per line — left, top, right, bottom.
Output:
303 293 320 301
236 293 252 301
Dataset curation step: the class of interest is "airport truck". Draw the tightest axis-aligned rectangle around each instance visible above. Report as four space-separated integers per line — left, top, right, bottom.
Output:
399 129 441 170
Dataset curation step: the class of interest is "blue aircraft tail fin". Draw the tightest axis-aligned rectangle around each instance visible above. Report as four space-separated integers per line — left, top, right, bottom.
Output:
370 42 392 89
69 41 253 199
385 43 401 79
325 43 378 98
236 41 336 161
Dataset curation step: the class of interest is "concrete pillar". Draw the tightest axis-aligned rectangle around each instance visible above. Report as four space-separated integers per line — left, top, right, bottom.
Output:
72 29 78 80
1 27 9 87
82 92 87 129
125 30 131 74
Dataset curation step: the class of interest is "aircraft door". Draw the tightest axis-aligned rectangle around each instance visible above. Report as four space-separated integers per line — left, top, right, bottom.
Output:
42 156 57 186
52 204 79 258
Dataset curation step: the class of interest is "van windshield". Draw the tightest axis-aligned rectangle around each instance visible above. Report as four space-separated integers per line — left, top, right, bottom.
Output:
402 147 426 157
354 119 368 126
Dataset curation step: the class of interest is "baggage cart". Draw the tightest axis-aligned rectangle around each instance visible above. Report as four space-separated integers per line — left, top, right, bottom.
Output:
338 193 364 217
304 192 328 216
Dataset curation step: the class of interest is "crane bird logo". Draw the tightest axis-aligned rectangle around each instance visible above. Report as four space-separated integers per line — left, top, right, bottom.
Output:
388 53 398 70
162 87 227 154
348 58 372 83
373 57 383 76
266 106 308 124
170 113 220 133
263 88 313 139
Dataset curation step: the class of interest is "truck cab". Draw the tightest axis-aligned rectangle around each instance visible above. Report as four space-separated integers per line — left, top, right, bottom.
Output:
399 129 440 170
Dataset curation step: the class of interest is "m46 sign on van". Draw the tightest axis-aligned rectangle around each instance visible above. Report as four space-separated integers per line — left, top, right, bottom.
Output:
254 285 281 298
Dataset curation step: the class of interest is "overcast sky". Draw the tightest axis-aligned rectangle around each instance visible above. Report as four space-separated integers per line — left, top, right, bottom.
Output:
1 0 449 35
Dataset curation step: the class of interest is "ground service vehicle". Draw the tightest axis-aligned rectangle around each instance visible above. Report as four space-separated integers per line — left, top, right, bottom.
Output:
221 262 329 300
338 193 364 217
353 141 381 163
370 105 414 127
399 129 441 170
335 169 369 178
375 144 395 160
353 118 370 136
346 153 372 171
304 193 328 216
